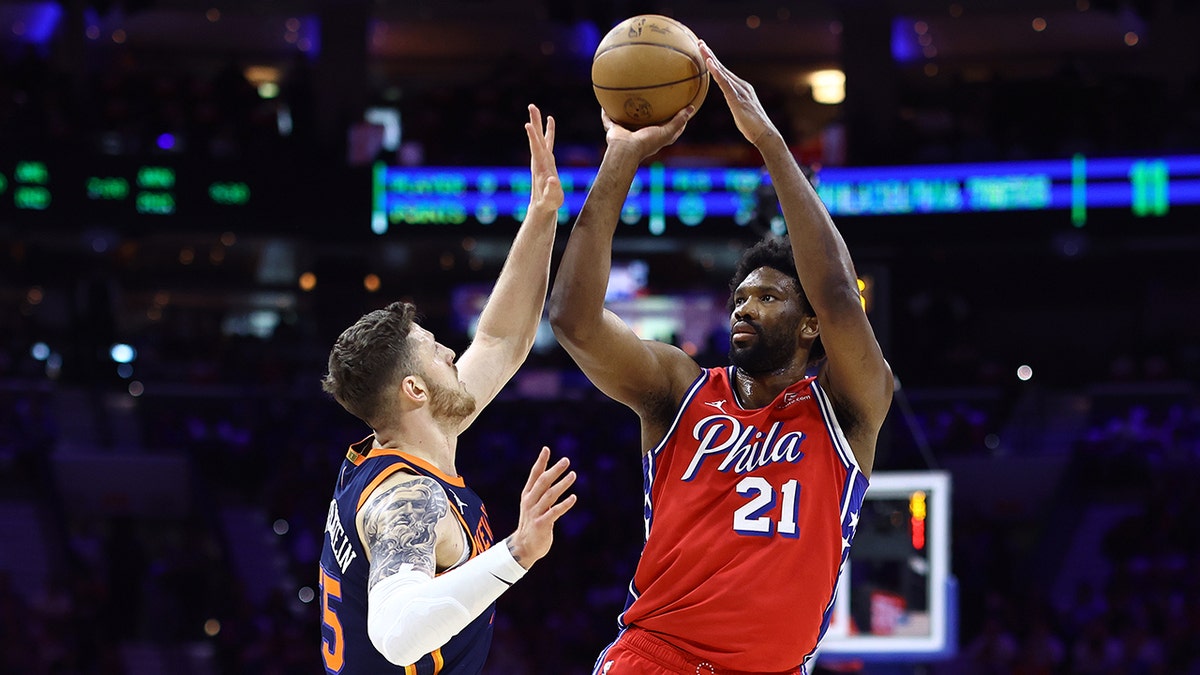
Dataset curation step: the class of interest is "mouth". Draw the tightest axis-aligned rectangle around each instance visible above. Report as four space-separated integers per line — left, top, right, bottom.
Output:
730 322 757 345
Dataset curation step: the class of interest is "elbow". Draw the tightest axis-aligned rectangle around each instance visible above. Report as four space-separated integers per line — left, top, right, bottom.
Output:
547 294 573 338
548 303 587 348
813 281 868 317
548 282 602 349
366 579 473 667
368 623 423 668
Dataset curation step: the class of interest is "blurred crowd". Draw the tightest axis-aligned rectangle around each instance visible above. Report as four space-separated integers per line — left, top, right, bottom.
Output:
2 300 1200 673
4 31 1200 168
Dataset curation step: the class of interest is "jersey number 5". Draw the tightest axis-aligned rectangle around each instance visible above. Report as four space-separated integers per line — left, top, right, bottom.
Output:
320 565 346 673
733 477 800 537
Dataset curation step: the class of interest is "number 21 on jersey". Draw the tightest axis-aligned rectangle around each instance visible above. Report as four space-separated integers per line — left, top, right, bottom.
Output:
734 477 800 537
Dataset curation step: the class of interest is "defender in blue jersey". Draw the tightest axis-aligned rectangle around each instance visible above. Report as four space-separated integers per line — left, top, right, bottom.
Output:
318 105 577 674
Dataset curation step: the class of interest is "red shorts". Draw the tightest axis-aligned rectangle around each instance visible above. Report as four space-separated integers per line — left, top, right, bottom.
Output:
592 627 806 675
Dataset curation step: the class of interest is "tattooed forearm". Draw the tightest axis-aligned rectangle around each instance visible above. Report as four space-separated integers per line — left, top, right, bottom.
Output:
362 476 448 590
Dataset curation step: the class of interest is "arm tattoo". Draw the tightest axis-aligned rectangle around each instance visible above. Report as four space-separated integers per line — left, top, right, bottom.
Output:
362 476 449 591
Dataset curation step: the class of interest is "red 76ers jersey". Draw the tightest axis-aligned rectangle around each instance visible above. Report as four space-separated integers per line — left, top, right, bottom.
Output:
618 367 868 672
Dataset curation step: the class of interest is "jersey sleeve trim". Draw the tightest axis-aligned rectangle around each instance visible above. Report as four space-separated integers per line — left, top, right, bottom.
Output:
345 436 468 487
647 368 712 458
356 461 421 512
366 450 467 487
810 378 860 474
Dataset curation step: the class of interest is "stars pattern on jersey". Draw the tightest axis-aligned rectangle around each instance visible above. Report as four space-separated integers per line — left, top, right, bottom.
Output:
842 508 860 553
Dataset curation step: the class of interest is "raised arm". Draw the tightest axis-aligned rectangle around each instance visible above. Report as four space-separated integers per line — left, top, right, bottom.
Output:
454 104 564 427
702 42 893 472
362 448 576 667
548 109 702 427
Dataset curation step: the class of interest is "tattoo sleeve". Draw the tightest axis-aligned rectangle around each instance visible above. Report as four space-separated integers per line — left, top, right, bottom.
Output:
362 476 449 591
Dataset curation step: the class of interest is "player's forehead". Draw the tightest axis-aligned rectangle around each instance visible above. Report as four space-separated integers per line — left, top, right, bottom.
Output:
409 324 436 348
735 266 794 293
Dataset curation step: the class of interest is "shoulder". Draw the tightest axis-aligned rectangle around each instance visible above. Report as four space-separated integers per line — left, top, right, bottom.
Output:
359 473 449 532
632 342 705 417
816 359 892 431
814 360 893 476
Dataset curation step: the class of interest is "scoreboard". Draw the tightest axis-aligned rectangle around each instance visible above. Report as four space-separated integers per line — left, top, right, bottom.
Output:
1 157 256 224
0 154 354 235
371 153 1200 236
2 152 1196 237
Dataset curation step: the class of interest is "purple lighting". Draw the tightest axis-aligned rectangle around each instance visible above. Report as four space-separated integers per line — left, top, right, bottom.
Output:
2 1 63 45
891 16 920 63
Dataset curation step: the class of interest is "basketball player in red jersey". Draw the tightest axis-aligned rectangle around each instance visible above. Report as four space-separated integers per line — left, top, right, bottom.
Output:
318 105 578 674
549 43 894 674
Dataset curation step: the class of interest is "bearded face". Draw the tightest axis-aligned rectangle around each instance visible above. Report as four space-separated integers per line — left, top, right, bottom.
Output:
426 376 476 425
729 310 805 374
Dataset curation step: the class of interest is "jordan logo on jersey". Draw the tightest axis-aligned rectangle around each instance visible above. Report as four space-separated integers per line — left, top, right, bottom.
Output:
681 415 807 481
446 488 468 512
704 399 728 413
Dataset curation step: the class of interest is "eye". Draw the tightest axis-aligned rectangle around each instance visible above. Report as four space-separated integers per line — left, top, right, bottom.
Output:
761 294 775 302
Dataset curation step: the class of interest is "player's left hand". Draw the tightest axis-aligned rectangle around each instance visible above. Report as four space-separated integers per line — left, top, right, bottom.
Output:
526 104 564 215
508 446 577 569
699 41 780 147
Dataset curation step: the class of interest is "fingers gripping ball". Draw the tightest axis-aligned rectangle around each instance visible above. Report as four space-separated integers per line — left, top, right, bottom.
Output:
591 14 709 128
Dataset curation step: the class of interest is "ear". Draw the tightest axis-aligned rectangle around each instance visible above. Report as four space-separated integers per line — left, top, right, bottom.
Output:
399 374 429 407
800 314 819 340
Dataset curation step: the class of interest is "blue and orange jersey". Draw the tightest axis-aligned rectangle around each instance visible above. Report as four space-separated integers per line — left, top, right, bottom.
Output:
319 436 497 675
618 367 869 672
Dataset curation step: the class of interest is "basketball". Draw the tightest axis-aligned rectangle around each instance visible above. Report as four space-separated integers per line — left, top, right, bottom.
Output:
591 15 709 129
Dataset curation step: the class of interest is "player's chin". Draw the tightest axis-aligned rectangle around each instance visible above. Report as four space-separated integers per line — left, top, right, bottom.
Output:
728 343 753 362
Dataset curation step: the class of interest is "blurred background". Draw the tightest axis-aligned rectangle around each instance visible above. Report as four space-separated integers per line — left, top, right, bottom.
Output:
1 0 1199 673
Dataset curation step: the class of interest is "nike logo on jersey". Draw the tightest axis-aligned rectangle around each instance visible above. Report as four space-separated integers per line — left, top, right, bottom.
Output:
704 399 728 413
490 573 514 587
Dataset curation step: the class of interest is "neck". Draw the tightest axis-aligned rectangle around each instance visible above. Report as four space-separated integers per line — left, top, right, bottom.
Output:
732 363 809 410
372 416 458 476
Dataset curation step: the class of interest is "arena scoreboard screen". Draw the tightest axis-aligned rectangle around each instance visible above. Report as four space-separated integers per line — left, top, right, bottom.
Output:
0 155 348 234
2 153 1195 237
372 153 1200 235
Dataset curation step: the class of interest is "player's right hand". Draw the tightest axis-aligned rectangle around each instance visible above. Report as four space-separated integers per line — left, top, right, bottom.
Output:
602 106 692 162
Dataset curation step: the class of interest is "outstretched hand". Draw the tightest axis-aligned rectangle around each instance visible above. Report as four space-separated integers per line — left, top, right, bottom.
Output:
601 105 693 162
699 40 780 147
507 446 577 569
526 104 565 216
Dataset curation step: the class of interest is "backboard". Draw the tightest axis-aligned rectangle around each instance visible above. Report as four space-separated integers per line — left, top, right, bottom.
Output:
816 470 957 663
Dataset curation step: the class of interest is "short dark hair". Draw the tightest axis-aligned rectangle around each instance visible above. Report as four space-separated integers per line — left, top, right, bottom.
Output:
727 235 811 314
727 235 824 362
322 301 419 427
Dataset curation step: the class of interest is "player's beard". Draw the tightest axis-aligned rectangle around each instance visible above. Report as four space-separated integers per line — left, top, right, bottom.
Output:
428 378 476 426
729 314 804 375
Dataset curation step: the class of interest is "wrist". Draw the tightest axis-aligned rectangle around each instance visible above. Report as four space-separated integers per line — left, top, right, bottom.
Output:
603 141 647 167
752 126 786 152
526 201 559 218
504 536 536 571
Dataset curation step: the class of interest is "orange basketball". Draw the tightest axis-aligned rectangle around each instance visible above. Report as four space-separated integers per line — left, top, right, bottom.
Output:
591 15 709 129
